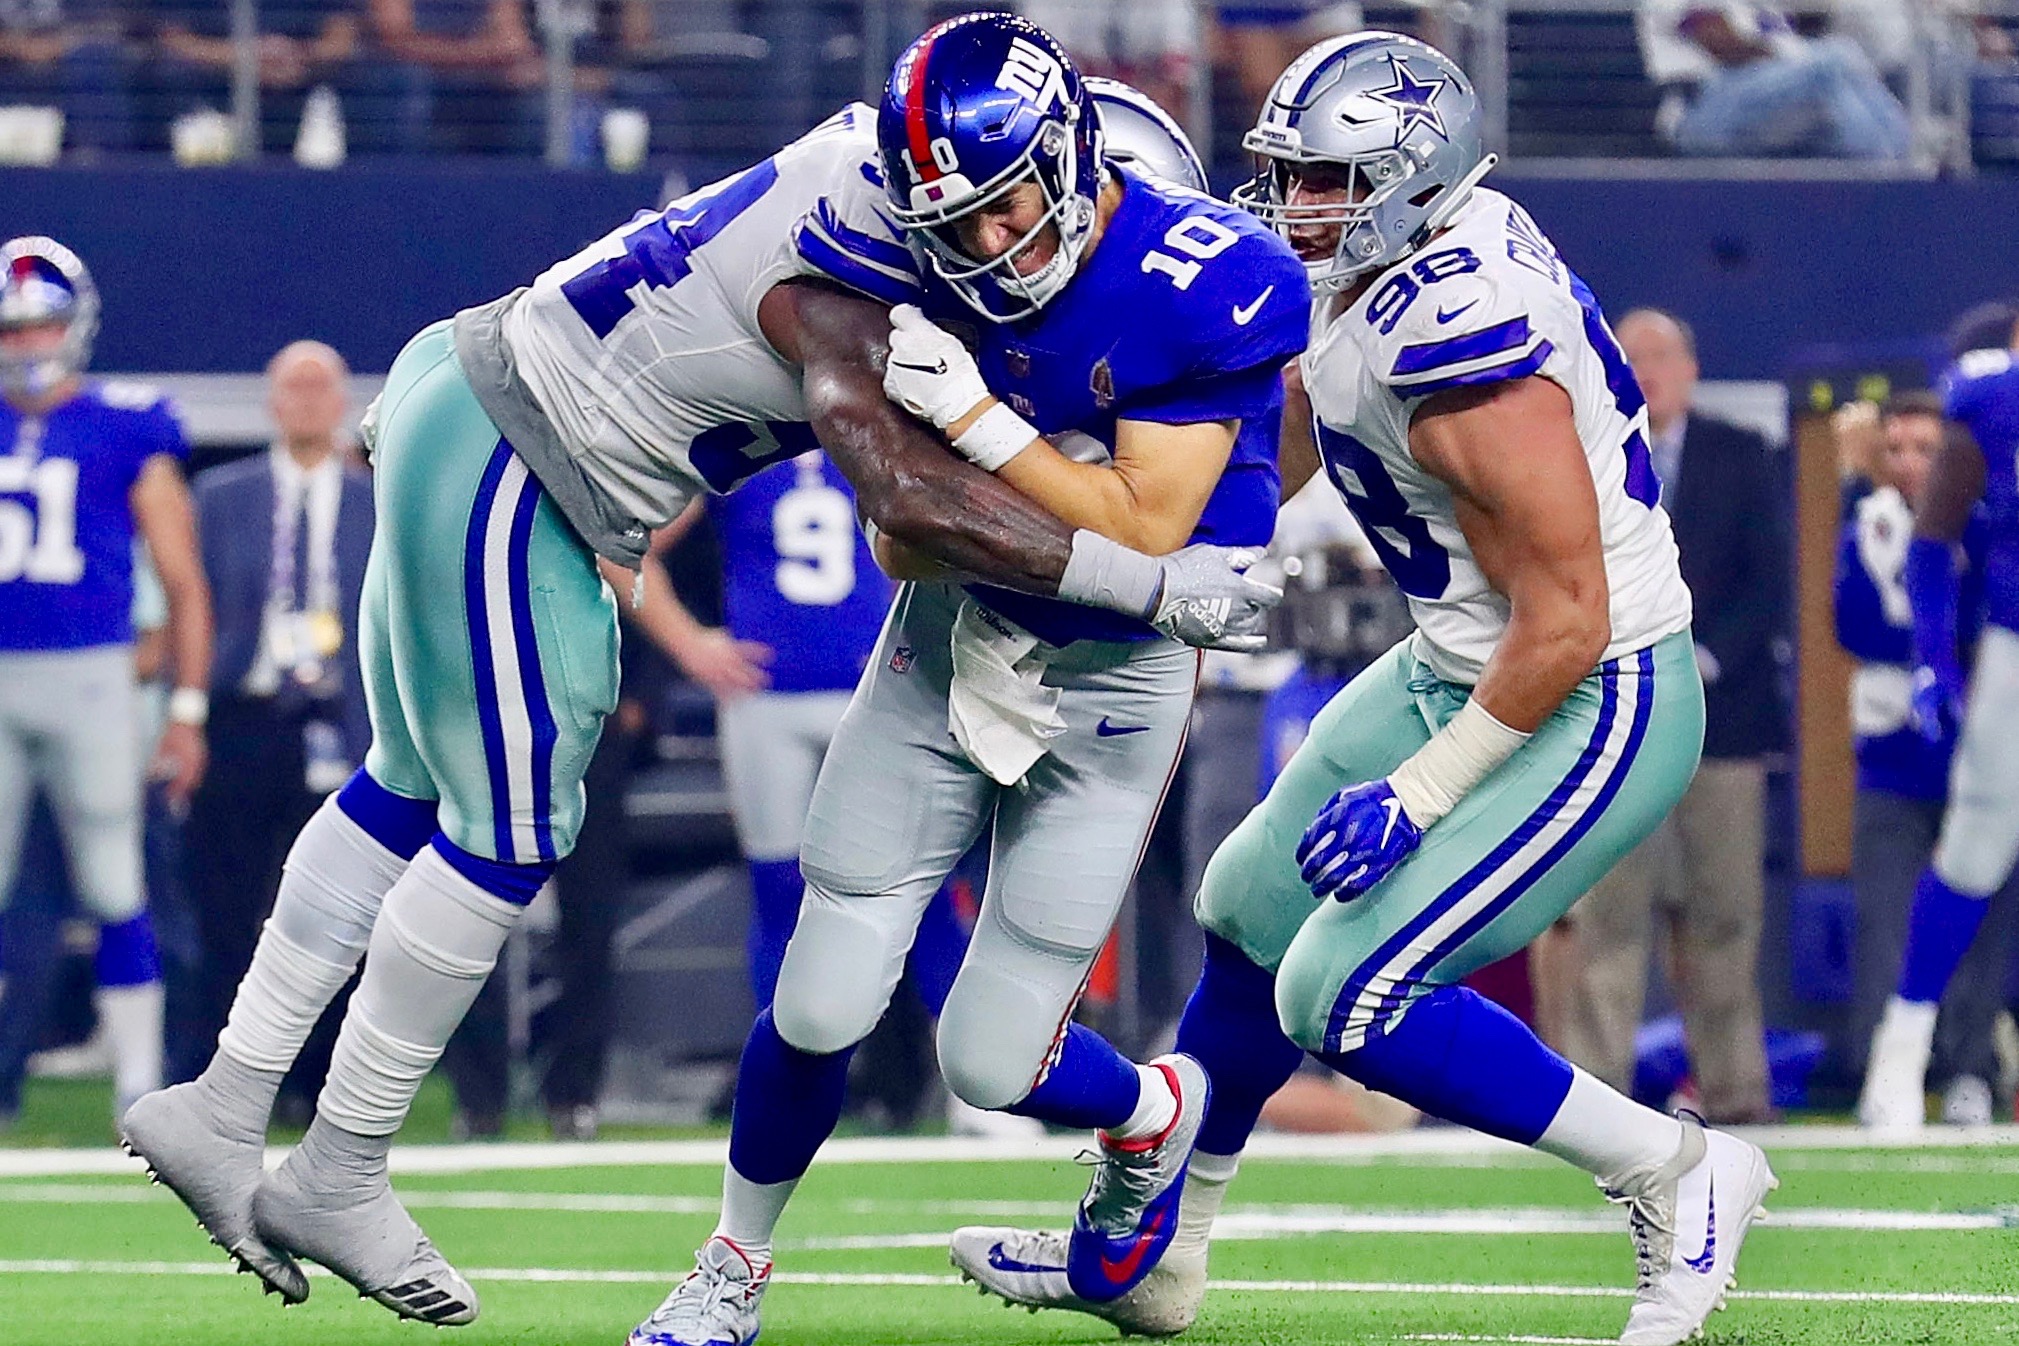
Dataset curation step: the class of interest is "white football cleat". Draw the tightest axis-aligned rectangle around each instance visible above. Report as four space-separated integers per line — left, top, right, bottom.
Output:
252 1149 478 1325
120 1082 311 1304
1859 997 1936 1134
1942 1074 1994 1127
629 1236 771 1346
949 1226 1207 1337
1608 1115 1777 1346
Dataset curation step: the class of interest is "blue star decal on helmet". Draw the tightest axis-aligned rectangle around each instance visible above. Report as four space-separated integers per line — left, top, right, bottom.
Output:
1368 54 1449 142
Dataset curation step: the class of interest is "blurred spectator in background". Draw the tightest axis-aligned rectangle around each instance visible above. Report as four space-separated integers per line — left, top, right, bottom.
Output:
1638 1 1911 160
1215 2 1359 125
1549 308 1785 1124
1021 0 1199 134
152 0 429 156
0 0 136 156
185 341 371 1121
1833 393 2013 1126
365 0 544 154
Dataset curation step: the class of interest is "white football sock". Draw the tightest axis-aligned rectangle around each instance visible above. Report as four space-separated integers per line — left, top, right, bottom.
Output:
1534 1067 1687 1185
97 980 163 1108
716 1166 798 1255
316 846 523 1137
1169 1149 1240 1259
214 795 408 1085
1107 1062 1180 1142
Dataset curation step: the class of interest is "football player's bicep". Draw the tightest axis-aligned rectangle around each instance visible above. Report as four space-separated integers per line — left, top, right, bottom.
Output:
1408 376 1603 608
1110 417 1239 554
130 455 204 594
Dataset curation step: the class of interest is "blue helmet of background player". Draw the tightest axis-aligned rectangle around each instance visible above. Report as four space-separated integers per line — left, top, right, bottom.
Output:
0 236 99 398
876 12 1104 323
1234 33 1495 292
1085 77 1207 195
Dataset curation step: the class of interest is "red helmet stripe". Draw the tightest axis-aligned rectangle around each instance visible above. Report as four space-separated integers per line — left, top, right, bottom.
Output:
905 31 941 182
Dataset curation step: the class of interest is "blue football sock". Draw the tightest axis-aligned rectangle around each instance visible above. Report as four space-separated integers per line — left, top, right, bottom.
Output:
95 911 161 988
432 835 553 906
1176 934 1305 1157
336 769 438 861
1318 985 1573 1146
906 884 968 1018
746 859 804 1011
1005 1022 1142 1131
726 1009 854 1186
1898 869 1991 1004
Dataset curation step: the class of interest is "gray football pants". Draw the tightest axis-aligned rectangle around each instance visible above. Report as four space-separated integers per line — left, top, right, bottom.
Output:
0 646 145 922
774 581 1198 1110
717 689 853 863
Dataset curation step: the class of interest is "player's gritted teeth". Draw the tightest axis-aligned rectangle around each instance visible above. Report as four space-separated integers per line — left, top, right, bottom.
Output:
950 178 1059 276
1281 169 1358 264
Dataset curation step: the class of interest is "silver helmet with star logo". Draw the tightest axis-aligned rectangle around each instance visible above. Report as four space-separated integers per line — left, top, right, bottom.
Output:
1234 32 1494 291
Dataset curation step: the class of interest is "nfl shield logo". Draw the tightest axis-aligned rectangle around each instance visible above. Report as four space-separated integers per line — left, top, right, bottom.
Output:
1091 358 1115 410
1006 347 1031 379
890 645 916 674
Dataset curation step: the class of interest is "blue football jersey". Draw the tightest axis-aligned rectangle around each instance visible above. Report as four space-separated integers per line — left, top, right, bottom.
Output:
1946 349 2019 635
710 451 892 693
0 381 187 653
801 166 1310 644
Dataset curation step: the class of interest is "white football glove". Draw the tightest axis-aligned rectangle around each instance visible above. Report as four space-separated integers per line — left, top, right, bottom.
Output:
1149 545 1283 652
883 303 992 432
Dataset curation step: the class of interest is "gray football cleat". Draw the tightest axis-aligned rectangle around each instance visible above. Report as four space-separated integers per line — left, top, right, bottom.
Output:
120 1082 311 1304
252 1147 478 1325
628 1236 771 1346
950 1226 1206 1336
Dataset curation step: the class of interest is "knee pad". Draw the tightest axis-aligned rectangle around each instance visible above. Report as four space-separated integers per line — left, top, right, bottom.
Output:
770 881 906 1056
1934 806 2019 899
1273 929 1411 1056
934 963 1065 1111
64 812 144 924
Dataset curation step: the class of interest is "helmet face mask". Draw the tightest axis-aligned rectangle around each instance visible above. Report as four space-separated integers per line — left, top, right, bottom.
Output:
1084 76 1207 194
0 237 98 399
1232 33 1493 293
877 14 1104 323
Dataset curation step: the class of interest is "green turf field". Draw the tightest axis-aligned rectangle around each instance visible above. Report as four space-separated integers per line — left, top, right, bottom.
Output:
5 1127 2019 1346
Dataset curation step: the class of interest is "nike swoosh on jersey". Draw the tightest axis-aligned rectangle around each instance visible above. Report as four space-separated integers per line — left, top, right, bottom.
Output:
1096 1206 1171 1284
1232 286 1275 326
1683 1176 1717 1273
890 358 948 375
987 1243 1066 1275
1436 301 1479 324
1097 718 1151 737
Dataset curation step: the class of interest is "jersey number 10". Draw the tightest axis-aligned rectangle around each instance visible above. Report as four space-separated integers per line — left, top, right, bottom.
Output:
0 456 86 585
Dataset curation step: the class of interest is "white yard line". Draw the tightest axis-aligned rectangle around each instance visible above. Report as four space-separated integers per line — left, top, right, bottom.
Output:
9 1123 2019 1179
1405 1335 1616 1345
0 1260 2014 1307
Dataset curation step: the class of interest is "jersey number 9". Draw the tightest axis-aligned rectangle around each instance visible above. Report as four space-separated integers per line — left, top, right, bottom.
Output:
772 482 856 606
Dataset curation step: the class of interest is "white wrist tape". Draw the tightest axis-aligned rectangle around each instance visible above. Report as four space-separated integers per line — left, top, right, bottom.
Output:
1387 697 1530 828
167 686 209 728
1057 529 1165 620
951 402 1039 473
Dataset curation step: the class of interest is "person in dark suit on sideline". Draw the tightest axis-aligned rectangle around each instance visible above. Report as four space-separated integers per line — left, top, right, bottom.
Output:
1544 308 1788 1123
185 341 372 1116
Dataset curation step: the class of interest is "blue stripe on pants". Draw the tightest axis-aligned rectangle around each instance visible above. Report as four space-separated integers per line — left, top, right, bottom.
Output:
464 441 516 862
505 461 559 863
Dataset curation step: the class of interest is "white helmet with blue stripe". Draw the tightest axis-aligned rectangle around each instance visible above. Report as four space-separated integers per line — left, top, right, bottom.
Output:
1085 77 1207 194
1234 32 1495 292
0 236 99 398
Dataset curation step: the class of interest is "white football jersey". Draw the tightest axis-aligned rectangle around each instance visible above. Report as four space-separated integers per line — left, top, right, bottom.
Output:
502 104 917 529
1301 187 1693 684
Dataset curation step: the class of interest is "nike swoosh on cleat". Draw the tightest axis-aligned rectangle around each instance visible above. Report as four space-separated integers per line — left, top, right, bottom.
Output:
890 358 948 375
1233 286 1275 326
1097 1206 1170 1284
1435 301 1479 324
1096 718 1151 737
988 1244 1066 1275
1683 1176 1717 1273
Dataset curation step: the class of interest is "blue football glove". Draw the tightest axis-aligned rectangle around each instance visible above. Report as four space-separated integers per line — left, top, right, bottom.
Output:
1297 779 1425 903
1909 664 1964 745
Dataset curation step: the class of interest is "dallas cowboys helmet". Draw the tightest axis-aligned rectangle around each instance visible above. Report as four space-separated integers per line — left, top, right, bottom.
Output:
876 12 1103 322
0 236 98 398
1234 33 1495 291
1085 77 1207 194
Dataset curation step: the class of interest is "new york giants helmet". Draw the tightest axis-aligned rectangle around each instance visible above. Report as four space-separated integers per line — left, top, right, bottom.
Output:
0 236 99 398
1234 33 1495 291
877 12 1103 322
1086 77 1207 194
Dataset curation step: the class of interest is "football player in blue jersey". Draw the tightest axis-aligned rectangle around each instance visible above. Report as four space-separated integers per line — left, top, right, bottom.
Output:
628 19 1309 1346
950 34 1777 1346
0 237 213 1122
1861 303 2019 1132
